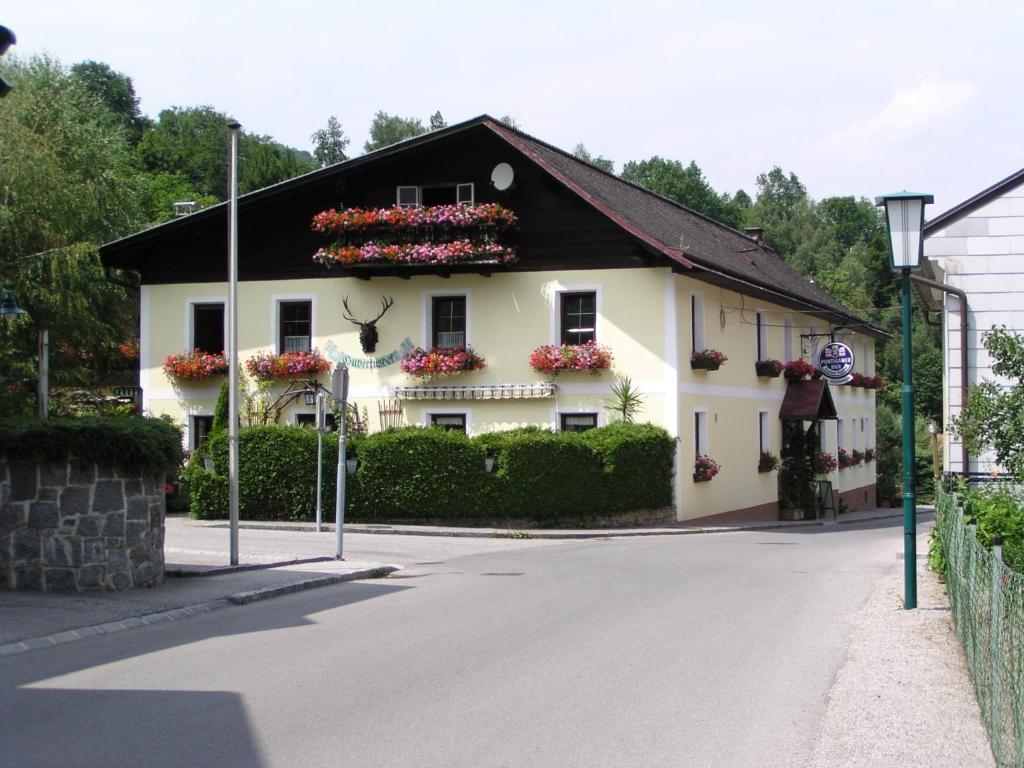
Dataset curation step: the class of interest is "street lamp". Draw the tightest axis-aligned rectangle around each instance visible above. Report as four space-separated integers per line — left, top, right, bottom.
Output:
1 289 26 321
876 191 933 610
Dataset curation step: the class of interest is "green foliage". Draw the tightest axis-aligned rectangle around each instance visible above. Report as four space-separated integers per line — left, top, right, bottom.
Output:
604 375 645 423
620 157 746 228
212 380 230 433
186 423 675 525
875 404 901 502
69 60 150 144
189 468 228 519
954 328 1024 479
779 421 817 510
429 111 447 130
310 115 349 167
573 143 615 174
363 111 426 153
0 415 183 476
963 483 1024 573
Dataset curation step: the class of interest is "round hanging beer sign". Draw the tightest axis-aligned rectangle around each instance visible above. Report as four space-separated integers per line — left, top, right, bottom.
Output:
817 341 855 385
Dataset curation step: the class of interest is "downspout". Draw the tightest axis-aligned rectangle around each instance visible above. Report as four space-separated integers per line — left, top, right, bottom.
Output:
909 274 969 473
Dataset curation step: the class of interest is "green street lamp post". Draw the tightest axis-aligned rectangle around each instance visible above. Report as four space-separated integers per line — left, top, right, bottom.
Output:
875 191 933 610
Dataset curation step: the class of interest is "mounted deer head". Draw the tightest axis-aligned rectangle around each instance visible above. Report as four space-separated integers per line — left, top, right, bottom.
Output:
342 296 394 354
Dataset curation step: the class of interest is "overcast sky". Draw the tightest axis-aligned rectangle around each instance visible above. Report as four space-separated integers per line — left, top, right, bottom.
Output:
6 1 1022 215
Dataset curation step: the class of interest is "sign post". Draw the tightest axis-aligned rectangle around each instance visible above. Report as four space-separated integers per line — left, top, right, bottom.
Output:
315 392 327 533
332 364 350 559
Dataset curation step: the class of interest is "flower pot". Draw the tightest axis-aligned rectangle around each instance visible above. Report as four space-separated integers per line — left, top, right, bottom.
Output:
693 473 711 482
755 361 782 378
690 359 721 371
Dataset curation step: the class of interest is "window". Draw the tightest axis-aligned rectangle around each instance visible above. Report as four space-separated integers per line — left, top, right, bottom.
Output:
432 296 466 349
191 415 214 452
279 300 312 353
430 414 466 433
694 410 708 457
819 423 828 452
192 303 224 354
837 419 845 453
783 316 793 361
560 413 597 433
758 411 769 454
756 311 768 361
398 183 474 208
397 186 419 208
560 292 596 345
691 294 705 352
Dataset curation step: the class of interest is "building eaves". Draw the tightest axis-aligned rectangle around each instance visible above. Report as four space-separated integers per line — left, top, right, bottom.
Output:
924 166 1024 235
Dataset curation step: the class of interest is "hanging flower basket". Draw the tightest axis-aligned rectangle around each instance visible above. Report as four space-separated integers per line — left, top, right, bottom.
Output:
163 350 229 383
691 349 727 371
245 350 332 382
783 359 815 381
755 359 784 378
529 341 613 376
400 345 486 379
694 454 721 482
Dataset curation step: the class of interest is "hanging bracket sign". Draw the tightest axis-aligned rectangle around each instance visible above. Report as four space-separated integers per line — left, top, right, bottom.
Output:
817 341 855 385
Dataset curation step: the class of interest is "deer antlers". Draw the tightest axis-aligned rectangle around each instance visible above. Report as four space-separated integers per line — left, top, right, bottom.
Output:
342 296 394 327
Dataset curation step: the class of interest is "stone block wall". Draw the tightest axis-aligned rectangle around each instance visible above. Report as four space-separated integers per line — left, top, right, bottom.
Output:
0 459 165 592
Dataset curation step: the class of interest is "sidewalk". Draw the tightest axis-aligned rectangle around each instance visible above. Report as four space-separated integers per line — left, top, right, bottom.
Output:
196 504 920 539
0 555 398 656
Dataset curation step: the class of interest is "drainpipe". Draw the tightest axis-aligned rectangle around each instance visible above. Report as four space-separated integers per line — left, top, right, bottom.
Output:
909 274 969 473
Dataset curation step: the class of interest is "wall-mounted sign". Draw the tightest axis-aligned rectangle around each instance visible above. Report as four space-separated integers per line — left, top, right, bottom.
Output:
325 338 414 370
817 341 855 385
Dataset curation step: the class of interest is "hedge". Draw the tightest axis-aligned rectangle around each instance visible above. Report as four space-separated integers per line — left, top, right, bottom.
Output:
0 415 183 476
188 422 676 525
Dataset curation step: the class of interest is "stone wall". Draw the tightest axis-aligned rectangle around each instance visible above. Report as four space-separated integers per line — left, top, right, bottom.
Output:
0 459 165 592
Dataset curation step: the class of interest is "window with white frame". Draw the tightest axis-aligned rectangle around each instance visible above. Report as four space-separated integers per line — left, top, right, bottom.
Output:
190 415 214 452
837 419 845 454
756 311 768 361
691 294 705 353
560 413 598 433
758 410 769 454
560 292 597 345
279 300 312 353
192 303 224 354
430 413 466 433
694 410 709 458
431 296 466 349
397 183 474 208
819 422 828 453
784 316 793 361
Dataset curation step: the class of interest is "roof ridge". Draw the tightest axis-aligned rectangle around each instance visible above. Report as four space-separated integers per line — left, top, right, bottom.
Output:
925 165 1024 234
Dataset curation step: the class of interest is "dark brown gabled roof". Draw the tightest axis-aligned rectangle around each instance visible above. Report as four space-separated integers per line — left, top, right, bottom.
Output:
779 380 837 421
482 118 883 336
924 166 1024 235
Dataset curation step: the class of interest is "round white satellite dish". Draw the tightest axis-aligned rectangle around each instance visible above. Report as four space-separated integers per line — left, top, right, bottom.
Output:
491 163 514 191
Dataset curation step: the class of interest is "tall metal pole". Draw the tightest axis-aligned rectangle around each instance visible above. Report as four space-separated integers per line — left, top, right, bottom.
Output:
332 363 349 560
37 328 48 419
901 268 917 609
227 121 241 566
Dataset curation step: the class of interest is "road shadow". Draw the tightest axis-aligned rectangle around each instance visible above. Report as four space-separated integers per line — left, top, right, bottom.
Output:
1 688 266 768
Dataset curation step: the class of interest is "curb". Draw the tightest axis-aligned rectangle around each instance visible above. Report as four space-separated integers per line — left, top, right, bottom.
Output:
0 565 399 659
208 509 928 540
166 555 336 578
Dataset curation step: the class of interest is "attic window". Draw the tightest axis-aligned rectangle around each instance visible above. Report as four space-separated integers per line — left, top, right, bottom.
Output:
397 183 474 208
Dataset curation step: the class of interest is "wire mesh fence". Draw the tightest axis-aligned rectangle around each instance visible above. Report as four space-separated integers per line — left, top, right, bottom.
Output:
935 489 1024 767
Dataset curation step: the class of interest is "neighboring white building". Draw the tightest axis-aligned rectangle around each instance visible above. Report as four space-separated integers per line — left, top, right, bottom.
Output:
921 167 1024 476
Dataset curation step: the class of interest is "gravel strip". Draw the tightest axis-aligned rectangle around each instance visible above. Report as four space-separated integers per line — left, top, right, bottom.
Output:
810 550 995 767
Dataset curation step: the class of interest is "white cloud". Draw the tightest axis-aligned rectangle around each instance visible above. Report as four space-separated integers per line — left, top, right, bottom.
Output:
821 78 975 152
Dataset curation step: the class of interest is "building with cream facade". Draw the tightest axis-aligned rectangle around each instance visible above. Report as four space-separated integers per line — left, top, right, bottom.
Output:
101 116 881 522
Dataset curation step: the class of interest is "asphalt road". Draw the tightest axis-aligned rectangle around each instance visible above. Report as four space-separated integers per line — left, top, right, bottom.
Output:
1 520 904 768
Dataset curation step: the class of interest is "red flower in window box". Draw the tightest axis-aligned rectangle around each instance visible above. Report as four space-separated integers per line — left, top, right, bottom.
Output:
163 350 229 382
245 350 332 381
837 448 855 470
849 372 864 387
693 454 721 482
529 341 613 375
783 359 815 381
691 349 728 371
815 451 838 475
400 345 486 379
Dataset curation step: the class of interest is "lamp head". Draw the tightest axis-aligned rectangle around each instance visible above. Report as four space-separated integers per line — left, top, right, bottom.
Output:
875 191 933 271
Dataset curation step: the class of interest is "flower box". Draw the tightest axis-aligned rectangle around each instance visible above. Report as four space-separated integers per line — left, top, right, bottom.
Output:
848 372 864 387
758 451 780 473
163 350 228 382
691 349 727 371
851 449 865 465
312 203 518 234
755 359 783 378
864 448 876 462
815 451 837 475
314 240 517 267
245 350 332 382
861 375 884 390
837 448 856 470
400 345 486 379
694 454 721 482
529 341 613 376
783 359 815 381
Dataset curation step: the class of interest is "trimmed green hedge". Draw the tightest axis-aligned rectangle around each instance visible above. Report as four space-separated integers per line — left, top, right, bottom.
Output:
0 415 183 476
189 422 676 525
